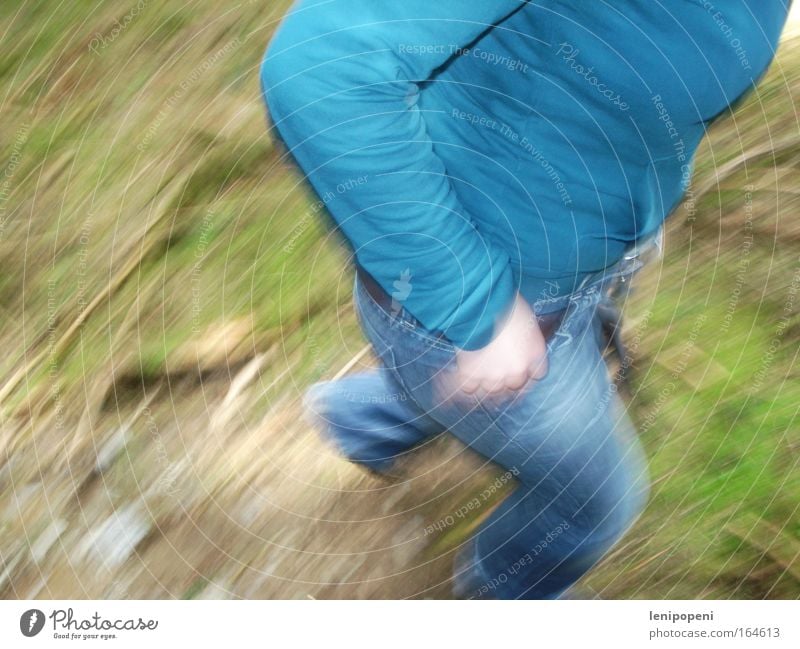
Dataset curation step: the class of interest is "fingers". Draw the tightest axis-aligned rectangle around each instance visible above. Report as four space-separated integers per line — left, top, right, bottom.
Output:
503 370 530 392
435 370 543 407
451 368 540 400
440 345 550 401
455 370 527 396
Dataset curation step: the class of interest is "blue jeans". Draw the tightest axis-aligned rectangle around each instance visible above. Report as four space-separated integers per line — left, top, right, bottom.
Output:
305 237 658 599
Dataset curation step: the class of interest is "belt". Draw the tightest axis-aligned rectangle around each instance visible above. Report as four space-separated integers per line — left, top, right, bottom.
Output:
356 266 568 346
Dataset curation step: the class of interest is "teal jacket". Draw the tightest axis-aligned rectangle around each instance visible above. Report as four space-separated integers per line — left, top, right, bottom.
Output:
261 1 789 349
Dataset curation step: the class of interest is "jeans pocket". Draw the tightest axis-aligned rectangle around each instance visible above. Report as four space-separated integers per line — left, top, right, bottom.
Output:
354 273 456 355
475 288 602 429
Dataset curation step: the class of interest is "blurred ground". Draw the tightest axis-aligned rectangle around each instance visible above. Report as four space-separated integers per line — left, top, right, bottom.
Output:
0 2 798 599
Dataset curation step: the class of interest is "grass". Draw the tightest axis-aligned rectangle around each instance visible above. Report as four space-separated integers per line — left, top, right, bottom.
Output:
0 2 798 598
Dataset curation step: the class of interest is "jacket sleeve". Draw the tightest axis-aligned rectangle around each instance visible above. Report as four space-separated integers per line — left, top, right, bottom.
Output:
260 0 526 350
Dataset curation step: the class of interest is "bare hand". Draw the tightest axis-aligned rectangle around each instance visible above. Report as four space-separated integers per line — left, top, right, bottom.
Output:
437 292 548 401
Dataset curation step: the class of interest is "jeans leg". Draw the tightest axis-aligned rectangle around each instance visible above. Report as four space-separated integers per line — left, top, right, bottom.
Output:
358 285 651 598
462 391 649 599
303 276 450 473
467 295 649 598
304 368 446 473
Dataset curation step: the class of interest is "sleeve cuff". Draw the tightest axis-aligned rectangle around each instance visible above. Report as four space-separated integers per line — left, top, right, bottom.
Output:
442 262 516 351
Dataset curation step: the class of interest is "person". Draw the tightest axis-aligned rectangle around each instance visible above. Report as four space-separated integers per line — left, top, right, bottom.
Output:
260 1 790 598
